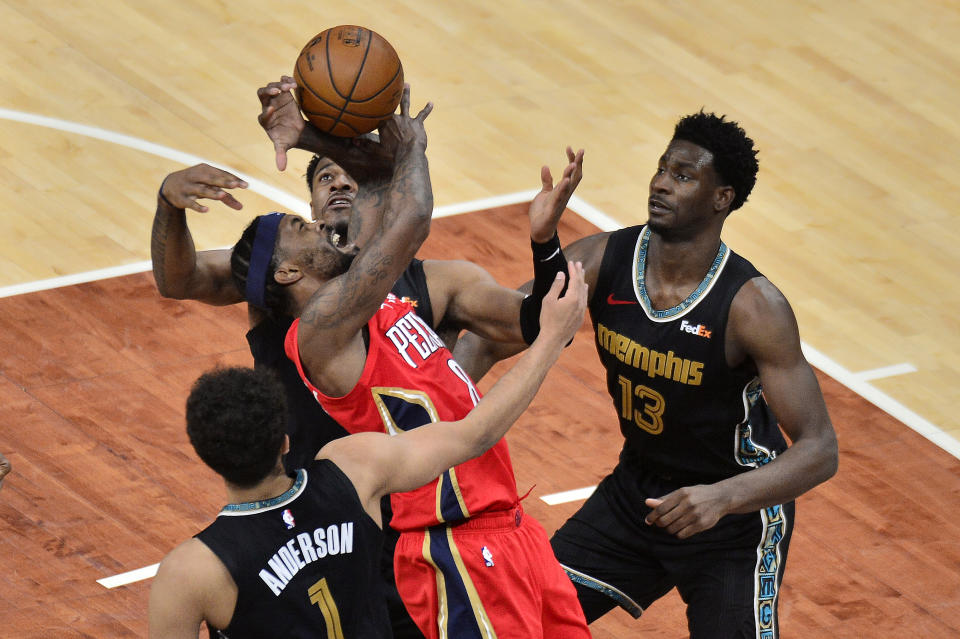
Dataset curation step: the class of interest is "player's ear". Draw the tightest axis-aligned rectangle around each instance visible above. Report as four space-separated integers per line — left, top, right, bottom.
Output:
714 185 735 212
282 434 290 455
273 261 303 286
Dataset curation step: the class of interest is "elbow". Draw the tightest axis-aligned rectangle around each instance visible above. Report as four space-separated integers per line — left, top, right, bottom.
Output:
815 433 840 484
153 278 188 301
460 419 499 463
824 439 839 480
411 205 432 244
156 287 181 300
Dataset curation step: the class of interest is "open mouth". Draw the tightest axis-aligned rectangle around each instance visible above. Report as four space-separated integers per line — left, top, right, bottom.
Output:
648 197 671 213
323 212 353 249
327 223 349 248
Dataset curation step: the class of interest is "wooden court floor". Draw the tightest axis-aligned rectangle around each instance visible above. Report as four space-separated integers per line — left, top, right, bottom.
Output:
0 205 957 638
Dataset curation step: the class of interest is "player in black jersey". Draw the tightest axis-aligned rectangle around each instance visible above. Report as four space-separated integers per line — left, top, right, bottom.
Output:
147 265 587 639
540 112 839 638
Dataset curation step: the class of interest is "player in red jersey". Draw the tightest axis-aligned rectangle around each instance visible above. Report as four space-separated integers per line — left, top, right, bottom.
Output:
229 86 590 638
148 269 586 639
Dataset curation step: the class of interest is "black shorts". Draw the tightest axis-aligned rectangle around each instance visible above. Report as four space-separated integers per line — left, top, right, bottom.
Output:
550 469 795 639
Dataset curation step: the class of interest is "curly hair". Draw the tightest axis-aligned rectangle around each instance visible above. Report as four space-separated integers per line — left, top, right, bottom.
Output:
230 215 288 314
185 366 287 487
672 111 759 211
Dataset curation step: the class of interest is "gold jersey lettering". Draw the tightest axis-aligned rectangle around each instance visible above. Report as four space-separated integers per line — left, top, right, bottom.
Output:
597 322 705 386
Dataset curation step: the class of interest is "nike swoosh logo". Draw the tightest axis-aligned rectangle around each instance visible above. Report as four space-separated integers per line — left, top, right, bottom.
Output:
607 293 638 305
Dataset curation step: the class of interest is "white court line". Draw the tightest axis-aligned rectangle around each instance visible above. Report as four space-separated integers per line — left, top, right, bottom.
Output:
97 563 159 589
3 109 957 587
540 486 597 505
0 192 541 300
800 344 960 458
854 363 918 381
0 261 154 299
0 108 310 217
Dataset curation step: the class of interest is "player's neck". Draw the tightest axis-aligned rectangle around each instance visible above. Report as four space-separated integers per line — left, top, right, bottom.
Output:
225 468 294 505
646 228 722 285
289 279 326 319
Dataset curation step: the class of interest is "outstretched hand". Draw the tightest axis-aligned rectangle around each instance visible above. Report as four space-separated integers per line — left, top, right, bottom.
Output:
376 84 433 157
159 164 247 213
538 261 588 347
529 147 585 243
257 75 306 171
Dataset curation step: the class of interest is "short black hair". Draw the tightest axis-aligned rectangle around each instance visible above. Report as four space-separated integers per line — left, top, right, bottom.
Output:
672 111 759 211
305 151 390 193
305 153 323 191
185 366 287 487
230 215 288 313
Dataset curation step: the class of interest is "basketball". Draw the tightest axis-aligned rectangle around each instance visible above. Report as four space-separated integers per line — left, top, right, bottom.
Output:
294 26 404 137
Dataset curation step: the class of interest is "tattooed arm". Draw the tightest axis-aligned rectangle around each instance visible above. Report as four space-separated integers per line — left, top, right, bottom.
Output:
294 86 434 396
151 164 248 305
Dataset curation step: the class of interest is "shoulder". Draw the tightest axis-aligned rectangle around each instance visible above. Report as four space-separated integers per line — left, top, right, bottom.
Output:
156 536 228 584
728 276 801 365
317 433 391 522
730 276 793 322
150 537 236 634
563 231 616 300
565 230 614 260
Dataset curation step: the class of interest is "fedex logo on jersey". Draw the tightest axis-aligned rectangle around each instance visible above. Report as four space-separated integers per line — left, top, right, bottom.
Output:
386 310 446 368
680 320 712 339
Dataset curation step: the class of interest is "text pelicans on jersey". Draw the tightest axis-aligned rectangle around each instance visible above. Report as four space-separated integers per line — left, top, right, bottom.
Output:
385 310 445 368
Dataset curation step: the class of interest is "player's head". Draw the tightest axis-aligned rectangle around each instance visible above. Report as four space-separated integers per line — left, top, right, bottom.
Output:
185 367 287 488
230 212 357 313
306 155 357 241
670 111 759 212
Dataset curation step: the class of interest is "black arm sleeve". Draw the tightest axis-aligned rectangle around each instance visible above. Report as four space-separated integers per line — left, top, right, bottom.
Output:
519 232 569 344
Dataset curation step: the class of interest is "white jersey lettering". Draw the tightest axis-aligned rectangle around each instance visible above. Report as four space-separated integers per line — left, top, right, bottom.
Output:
258 520 357 596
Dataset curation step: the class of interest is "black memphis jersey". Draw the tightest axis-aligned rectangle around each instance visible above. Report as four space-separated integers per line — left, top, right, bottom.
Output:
590 225 786 483
196 459 389 639
247 259 434 472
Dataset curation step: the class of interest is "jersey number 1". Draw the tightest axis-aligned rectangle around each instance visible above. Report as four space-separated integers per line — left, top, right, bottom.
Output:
308 577 344 639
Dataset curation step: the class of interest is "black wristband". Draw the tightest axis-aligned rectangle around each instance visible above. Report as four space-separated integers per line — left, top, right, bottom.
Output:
530 232 568 299
158 176 181 210
519 232 569 344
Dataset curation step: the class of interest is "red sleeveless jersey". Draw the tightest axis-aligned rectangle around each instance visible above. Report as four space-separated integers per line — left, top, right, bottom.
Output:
285 293 519 531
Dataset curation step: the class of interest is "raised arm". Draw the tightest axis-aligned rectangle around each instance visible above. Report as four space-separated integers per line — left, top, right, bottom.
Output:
151 164 248 305
644 278 839 539
295 87 433 372
323 264 588 523
424 149 585 346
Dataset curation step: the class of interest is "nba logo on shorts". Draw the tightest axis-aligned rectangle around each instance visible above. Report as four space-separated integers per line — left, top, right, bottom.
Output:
282 508 296 529
481 546 494 567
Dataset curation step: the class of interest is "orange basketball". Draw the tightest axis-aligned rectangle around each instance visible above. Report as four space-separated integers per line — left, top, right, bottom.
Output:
294 26 404 137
